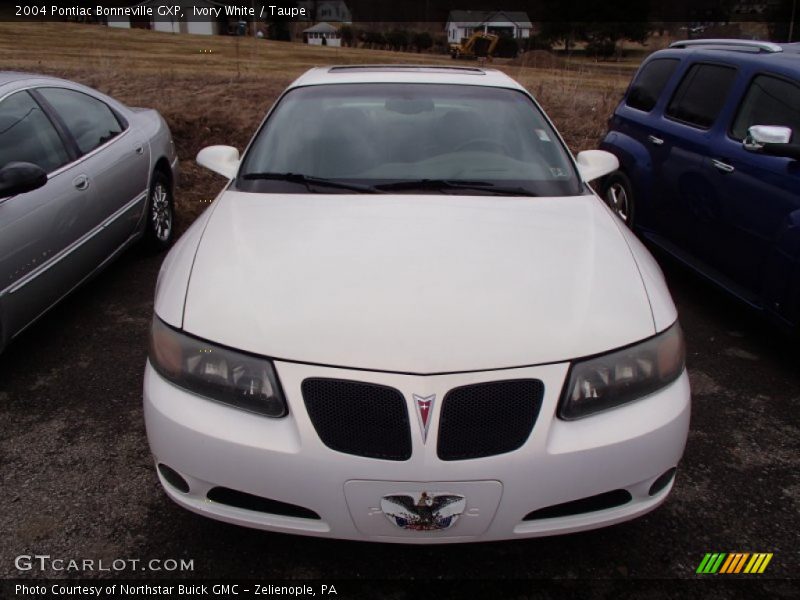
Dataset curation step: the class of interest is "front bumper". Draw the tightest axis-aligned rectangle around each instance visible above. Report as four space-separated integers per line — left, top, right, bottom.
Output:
143 360 690 543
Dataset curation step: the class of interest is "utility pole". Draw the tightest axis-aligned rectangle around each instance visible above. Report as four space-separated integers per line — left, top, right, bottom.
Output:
790 0 797 42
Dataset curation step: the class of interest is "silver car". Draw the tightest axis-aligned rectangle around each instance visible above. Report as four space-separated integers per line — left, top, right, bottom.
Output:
0 72 178 352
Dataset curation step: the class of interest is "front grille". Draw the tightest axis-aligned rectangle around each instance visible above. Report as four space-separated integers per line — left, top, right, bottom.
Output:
437 379 544 461
302 378 412 461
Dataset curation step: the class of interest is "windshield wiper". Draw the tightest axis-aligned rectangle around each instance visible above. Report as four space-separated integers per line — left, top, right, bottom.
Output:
374 179 536 196
240 172 385 194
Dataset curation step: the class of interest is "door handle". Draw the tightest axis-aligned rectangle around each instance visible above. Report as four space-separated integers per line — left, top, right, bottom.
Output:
135 146 144 155
72 175 90 191
648 135 664 146
712 159 735 173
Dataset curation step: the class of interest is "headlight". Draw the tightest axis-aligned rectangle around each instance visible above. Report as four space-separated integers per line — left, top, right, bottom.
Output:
559 322 685 420
149 317 287 417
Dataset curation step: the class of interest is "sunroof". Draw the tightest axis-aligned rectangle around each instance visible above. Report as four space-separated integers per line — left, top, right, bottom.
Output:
328 65 486 75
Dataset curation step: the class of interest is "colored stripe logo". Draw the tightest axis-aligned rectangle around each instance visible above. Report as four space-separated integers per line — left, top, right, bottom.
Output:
696 553 773 574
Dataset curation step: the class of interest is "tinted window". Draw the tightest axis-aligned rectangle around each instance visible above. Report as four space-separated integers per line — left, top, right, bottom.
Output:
666 63 737 129
238 83 582 197
38 88 123 154
0 91 69 173
626 58 679 112
731 74 800 141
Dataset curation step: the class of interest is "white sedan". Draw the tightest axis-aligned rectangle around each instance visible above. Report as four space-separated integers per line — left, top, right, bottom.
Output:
144 66 690 543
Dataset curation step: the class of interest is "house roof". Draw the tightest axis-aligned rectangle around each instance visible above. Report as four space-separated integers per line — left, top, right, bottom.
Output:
446 10 532 28
303 22 339 34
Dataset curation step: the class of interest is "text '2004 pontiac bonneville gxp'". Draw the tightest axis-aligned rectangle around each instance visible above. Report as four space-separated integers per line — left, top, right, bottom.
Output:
144 66 690 543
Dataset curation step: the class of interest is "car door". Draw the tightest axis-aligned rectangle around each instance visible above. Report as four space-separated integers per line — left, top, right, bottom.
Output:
646 62 739 260
709 72 800 318
35 87 150 250
0 89 99 342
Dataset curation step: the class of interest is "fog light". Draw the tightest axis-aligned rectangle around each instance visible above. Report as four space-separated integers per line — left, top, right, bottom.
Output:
157 463 190 493
649 467 677 496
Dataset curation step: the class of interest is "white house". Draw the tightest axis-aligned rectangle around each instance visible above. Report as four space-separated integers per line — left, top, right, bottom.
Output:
105 0 223 35
303 22 342 46
445 10 533 43
298 1 352 23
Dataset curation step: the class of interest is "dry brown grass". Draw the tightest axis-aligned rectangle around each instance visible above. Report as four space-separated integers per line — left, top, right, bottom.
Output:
0 22 635 225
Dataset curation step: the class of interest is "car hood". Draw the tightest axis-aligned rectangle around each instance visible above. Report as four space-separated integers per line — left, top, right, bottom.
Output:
182 191 656 373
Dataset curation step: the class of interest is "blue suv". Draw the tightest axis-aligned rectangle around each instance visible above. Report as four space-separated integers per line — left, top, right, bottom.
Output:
600 40 800 330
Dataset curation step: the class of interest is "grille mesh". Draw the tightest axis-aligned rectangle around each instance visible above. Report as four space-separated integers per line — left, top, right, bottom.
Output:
437 379 544 461
302 378 411 461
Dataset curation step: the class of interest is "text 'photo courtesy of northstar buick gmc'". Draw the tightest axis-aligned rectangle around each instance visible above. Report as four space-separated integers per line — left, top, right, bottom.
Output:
144 65 690 543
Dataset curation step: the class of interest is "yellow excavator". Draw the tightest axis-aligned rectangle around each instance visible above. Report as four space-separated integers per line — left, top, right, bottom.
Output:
449 32 499 60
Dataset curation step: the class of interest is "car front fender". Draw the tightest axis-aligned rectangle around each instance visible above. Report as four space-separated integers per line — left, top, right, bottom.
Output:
600 131 656 224
153 199 220 329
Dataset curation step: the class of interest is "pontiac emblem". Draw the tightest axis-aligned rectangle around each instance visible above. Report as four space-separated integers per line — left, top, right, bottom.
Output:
412 393 435 441
381 491 466 531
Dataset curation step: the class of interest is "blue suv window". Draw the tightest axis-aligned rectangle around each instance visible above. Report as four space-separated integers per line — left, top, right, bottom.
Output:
626 58 679 112
731 74 800 141
666 63 737 129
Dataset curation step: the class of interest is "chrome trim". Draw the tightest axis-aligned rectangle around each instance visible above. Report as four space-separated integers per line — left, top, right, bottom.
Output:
6 227 143 344
744 125 793 149
0 191 147 297
46 128 131 179
712 159 735 173
669 39 783 53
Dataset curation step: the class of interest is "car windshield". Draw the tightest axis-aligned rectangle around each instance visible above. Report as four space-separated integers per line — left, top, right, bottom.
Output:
236 83 582 196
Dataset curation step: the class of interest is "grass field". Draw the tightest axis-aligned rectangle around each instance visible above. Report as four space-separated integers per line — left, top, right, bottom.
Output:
0 22 641 224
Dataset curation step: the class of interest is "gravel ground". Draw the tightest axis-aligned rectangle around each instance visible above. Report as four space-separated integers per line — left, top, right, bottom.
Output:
0 233 798 595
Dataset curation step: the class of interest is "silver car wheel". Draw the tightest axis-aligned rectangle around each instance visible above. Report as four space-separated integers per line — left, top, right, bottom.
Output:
605 182 630 224
150 182 172 243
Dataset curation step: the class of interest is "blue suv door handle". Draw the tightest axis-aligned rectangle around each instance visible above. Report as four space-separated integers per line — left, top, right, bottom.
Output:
648 135 664 146
712 159 735 173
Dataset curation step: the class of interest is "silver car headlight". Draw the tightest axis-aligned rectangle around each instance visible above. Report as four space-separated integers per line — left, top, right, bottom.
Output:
149 317 287 418
559 322 685 420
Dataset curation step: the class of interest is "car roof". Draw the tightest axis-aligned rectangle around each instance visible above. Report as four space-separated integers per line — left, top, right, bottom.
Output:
288 65 527 91
0 71 92 97
648 41 800 76
0 71 69 86
0 71 131 114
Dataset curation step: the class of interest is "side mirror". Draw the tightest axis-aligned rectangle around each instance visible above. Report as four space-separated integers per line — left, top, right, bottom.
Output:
196 145 240 179
575 150 619 182
743 125 800 160
0 162 47 197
